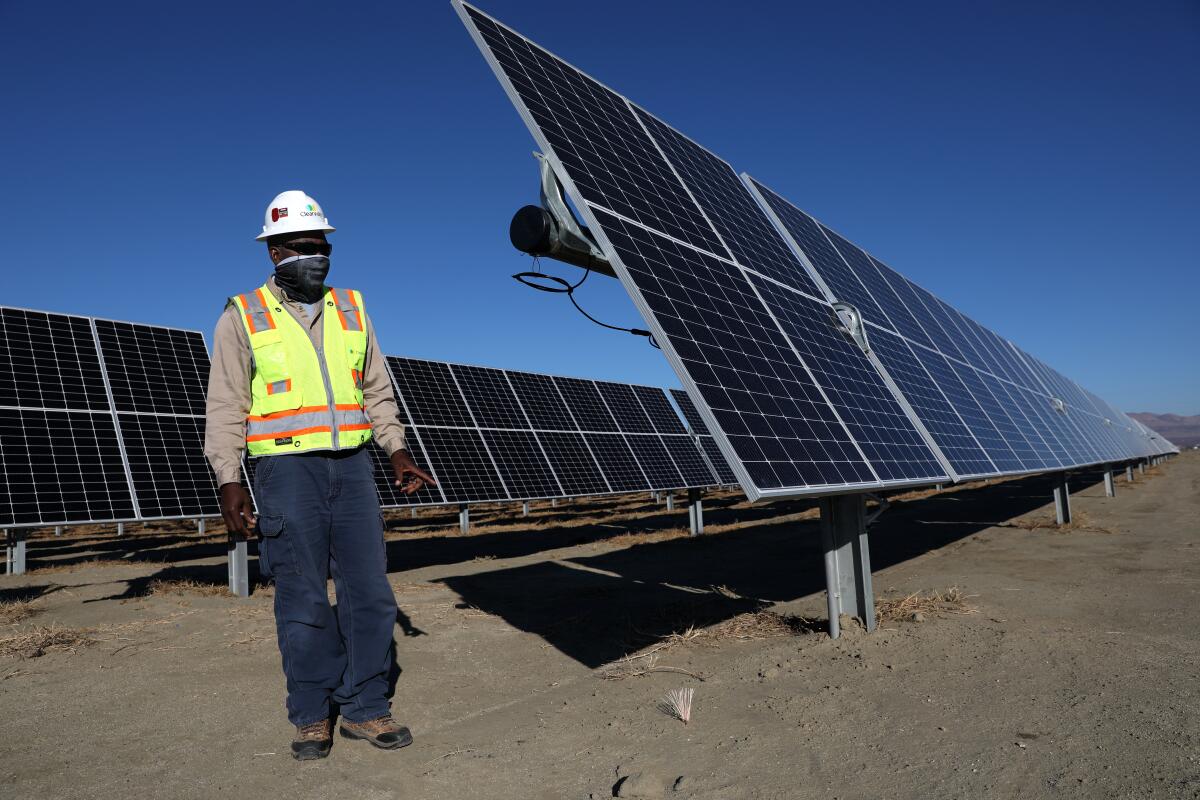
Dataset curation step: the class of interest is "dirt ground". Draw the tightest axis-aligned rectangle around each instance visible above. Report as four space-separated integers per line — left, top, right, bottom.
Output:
2 454 1197 800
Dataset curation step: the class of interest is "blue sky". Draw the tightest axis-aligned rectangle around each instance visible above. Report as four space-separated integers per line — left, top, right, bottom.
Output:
2 1 1196 414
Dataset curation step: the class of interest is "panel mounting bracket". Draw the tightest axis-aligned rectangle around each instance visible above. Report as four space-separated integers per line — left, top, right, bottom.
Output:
832 302 870 354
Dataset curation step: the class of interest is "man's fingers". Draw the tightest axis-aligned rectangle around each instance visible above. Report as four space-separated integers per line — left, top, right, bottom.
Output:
410 466 437 486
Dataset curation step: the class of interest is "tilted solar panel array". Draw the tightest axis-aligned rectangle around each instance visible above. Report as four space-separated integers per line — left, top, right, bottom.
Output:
455 2 1174 501
0 307 234 527
385 357 721 506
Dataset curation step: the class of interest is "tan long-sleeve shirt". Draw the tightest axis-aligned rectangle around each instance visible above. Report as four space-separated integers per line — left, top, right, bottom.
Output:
204 276 406 486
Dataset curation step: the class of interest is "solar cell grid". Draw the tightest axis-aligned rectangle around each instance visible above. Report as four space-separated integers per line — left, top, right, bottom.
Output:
416 426 509 503
0 407 136 525
595 381 656 434
660 434 718 487
118 414 221 518
95 321 209 415
450 364 527 429
0 309 110 411
552 376 618 432
593 206 876 491
869 329 996 478
623 434 685 489
387 357 474 427
534 431 610 496
462 5 723 254
506 371 577 431
634 110 823 298
583 432 648 492
750 276 945 483
481 429 562 498
631 385 687 435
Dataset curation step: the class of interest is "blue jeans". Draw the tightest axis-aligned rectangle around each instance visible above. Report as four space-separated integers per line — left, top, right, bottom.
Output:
254 446 397 726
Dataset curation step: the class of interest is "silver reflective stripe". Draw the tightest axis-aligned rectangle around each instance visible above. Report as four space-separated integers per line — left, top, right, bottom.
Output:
247 410 331 438
246 408 369 439
267 380 290 395
242 291 272 333
335 289 364 333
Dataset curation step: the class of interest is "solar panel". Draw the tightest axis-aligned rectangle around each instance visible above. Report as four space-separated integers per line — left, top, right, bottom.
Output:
457 3 951 500
385 355 721 507
670 388 739 486
0 307 232 528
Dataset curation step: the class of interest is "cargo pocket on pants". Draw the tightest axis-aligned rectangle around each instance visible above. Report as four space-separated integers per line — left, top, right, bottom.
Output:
256 514 300 577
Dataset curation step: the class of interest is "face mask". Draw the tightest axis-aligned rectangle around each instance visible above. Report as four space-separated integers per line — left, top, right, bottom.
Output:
274 254 330 304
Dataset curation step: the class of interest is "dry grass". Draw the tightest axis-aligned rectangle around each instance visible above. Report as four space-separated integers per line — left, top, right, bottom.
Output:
0 624 95 659
1002 510 1113 534
708 610 819 641
876 586 978 623
28 557 150 575
147 579 231 598
0 599 40 625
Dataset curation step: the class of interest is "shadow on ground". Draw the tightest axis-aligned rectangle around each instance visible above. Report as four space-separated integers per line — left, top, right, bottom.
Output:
15 468 1120 666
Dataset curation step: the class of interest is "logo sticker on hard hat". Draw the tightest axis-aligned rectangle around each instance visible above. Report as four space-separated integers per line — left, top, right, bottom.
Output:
300 203 321 217
271 207 289 222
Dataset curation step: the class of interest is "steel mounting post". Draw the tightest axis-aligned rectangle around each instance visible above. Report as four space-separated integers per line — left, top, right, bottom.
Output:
116 522 126 537
1053 473 1072 525
687 488 704 536
228 537 249 597
1103 468 1115 498
1125 464 1135 482
54 525 64 537
459 504 470 534
522 501 530 517
819 494 875 638
665 493 675 511
5 530 26 576
196 519 206 536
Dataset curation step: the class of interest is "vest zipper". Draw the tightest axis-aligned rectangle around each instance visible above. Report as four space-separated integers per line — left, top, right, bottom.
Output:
315 342 340 450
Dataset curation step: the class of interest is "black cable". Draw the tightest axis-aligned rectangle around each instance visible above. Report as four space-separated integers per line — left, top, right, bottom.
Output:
513 257 655 344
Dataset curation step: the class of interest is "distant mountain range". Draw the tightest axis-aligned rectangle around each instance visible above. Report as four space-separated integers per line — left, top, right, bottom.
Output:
1128 413 1200 449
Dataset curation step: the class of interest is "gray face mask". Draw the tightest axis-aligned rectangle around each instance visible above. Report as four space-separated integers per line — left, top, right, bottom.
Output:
274 254 330 304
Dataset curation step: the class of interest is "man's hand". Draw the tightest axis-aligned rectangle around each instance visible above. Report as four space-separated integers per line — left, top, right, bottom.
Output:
220 483 257 538
390 449 437 495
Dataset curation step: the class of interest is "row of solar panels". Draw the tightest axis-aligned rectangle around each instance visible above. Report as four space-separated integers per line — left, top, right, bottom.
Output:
455 2 1177 503
0 305 732 528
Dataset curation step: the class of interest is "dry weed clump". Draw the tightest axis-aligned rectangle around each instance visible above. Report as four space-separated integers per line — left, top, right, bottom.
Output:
147 579 231 598
658 687 695 724
876 586 978 623
708 610 818 641
0 624 95 659
0 599 40 625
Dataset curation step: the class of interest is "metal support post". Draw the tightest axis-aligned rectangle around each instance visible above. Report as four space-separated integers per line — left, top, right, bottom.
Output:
687 488 704 536
818 494 874 639
227 538 249 597
5 531 27 576
1103 469 1115 498
651 491 659 502
1053 473 1071 525
1125 465 1135 482
522 501 530 517
117 522 126 537
54 525 63 537
935 483 944 491
550 498 558 508
196 518 206 535
410 507 417 519
459 504 470 534
665 493 674 511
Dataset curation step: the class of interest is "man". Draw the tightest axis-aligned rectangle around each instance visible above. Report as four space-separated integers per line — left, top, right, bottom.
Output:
204 189 436 761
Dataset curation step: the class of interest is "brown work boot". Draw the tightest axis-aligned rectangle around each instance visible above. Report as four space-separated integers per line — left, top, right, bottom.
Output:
291 719 333 760
339 714 413 750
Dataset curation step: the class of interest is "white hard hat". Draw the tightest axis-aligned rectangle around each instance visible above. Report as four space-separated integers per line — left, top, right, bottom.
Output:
255 190 336 241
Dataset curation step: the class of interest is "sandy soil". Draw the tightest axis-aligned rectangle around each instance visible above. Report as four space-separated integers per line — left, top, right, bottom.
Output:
1 455 1196 800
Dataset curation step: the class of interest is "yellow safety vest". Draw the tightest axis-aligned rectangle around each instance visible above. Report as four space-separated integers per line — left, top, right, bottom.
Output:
230 283 373 457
